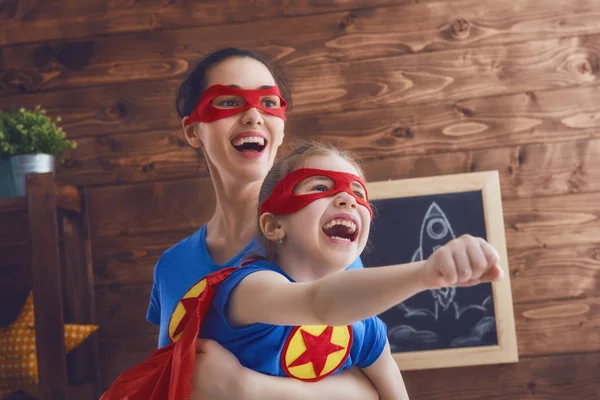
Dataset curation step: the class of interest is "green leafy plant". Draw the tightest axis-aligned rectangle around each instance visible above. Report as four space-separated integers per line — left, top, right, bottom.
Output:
0 106 76 159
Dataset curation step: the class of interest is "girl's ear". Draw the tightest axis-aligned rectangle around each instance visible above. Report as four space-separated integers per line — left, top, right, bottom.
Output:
259 213 285 242
182 118 203 149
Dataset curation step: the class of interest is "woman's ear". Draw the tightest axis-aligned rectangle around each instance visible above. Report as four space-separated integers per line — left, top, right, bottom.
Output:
259 213 285 242
182 118 203 149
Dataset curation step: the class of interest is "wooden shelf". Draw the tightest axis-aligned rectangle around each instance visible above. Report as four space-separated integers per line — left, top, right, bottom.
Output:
0 182 81 214
0 173 100 400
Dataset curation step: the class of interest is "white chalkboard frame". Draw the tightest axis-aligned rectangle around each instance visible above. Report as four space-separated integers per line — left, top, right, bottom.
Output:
367 170 518 370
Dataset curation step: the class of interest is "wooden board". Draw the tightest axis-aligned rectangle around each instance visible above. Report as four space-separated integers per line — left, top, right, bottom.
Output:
53 93 600 186
3 30 600 115
0 0 405 46
83 161 600 241
92 230 197 287
93 270 600 359
85 176 215 238
26 173 69 399
92 229 600 306
4 0 600 90
402 352 600 400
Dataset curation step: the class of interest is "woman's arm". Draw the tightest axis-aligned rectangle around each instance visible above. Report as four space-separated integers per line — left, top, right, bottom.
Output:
239 366 378 400
191 339 378 400
230 235 503 327
361 340 409 400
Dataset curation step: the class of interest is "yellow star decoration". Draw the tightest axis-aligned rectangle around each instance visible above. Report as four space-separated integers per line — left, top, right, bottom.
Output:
0 291 99 398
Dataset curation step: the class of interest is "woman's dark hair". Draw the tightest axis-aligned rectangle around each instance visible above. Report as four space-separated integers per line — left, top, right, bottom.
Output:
176 47 292 118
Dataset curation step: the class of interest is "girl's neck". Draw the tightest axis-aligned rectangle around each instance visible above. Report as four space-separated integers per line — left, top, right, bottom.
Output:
277 252 341 283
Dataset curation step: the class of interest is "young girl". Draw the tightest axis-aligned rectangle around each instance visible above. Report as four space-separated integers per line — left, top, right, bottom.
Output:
199 142 504 399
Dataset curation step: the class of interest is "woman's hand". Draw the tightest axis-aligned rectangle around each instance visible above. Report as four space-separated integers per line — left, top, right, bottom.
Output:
422 234 504 288
190 339 246 400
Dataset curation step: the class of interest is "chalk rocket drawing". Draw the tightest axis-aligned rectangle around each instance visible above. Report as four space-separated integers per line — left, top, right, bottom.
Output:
399 202 491 320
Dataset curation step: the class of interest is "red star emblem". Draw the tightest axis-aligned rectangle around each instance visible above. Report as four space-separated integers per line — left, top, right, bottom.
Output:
172 297 198 338
289 326 345 377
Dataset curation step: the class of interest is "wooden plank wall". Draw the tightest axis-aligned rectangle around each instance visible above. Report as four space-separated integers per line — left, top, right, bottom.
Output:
2 0 600 398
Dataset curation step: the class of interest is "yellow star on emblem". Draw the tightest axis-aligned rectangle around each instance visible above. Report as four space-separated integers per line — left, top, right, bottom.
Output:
0 291 99 398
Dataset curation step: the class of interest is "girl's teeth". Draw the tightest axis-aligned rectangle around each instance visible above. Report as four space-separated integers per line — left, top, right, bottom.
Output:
330 236 351 242
322 219 356 233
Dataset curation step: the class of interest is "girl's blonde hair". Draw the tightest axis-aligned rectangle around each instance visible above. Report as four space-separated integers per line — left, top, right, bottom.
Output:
257 141 365 261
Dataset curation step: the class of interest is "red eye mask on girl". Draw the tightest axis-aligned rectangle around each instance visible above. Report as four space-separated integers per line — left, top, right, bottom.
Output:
260 168 373 218
184 84 287 125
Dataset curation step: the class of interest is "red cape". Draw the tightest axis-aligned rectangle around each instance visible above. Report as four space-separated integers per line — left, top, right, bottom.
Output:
100 267 236 400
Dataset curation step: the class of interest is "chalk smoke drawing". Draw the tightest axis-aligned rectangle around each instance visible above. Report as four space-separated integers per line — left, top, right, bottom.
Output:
389 202 495 348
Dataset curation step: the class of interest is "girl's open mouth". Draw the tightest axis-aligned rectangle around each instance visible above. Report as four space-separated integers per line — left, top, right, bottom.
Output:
321 218 358 242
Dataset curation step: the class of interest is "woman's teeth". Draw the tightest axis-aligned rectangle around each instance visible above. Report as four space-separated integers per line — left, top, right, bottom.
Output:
232 136 265 147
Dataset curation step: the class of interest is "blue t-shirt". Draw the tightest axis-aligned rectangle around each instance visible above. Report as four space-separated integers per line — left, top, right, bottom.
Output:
200 259 387 380
146 225 364 348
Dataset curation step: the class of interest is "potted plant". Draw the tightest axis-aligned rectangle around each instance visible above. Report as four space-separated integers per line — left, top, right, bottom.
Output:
0 106 76 197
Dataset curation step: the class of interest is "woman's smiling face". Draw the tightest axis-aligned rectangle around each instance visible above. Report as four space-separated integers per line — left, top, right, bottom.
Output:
183 56 286 185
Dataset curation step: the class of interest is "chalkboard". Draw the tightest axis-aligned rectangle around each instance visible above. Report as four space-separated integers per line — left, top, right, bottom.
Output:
364 171 518 371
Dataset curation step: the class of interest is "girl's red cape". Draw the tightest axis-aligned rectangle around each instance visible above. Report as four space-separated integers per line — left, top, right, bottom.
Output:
100 267 236 400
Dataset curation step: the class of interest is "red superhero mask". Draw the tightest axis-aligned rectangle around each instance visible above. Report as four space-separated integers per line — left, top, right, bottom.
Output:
184 84 287 125
260 168 373 219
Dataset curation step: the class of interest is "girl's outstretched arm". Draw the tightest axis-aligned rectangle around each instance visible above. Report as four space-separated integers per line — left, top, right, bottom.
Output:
230 235 502 327
229 260 429 327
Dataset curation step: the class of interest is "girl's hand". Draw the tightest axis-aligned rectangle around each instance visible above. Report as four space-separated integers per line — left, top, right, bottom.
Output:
421 234 504 288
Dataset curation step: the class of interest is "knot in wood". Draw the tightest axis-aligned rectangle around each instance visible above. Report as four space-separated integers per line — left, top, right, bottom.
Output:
168 135 188 148
104 101 128 119
577 57 596 76
62 158 83 169
2 69 41 93
55 41 96 71
392 127 414 138
339 12 357 30
451 19 471 39
142 163 155 174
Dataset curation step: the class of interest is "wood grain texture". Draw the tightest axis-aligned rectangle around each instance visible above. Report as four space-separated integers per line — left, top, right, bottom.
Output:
0 0 405 46
94 280 600 354
82 149 600 239
2 30 600 112
60 211 100 392
92 231 600 304
503 191 600 250
508 245 600 303
402 352 600 400
51 84 600 186
86 176 215 238
26 173 69 400
92 230 196 287
85 180 599 252
0 80 181 139
3 0 600 92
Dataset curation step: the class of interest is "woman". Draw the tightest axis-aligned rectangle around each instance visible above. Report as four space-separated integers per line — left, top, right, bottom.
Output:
146 48 379 400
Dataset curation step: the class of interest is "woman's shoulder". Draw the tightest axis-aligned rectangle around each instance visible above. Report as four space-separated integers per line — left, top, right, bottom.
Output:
155 226 205 272
167 225 204 253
